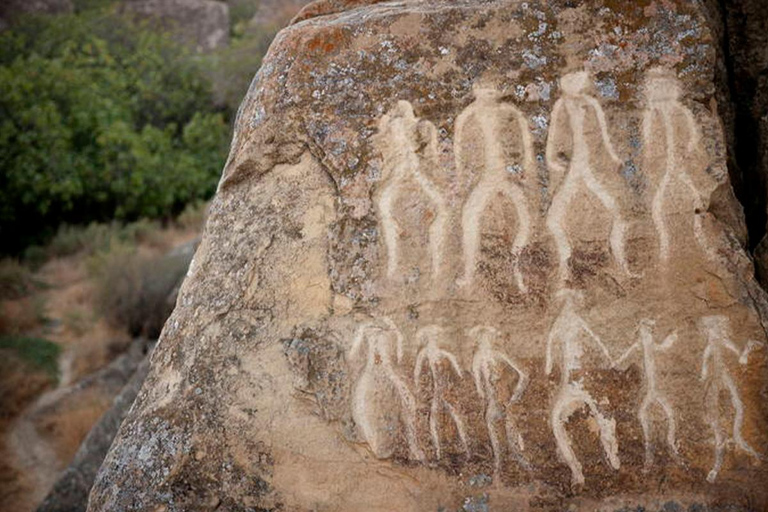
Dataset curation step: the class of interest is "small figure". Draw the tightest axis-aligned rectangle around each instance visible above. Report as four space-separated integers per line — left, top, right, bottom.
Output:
373 101 448 280
699 315 765 483
414 325 469 459
455 85 534 291
349 317 425 461
470 326 531 477
613 318 680 470
643 67 714 266
546 71 633 284
546 289 619 486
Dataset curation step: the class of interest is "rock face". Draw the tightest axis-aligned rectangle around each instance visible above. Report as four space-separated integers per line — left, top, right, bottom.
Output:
121 0 229 52
88 1 768 510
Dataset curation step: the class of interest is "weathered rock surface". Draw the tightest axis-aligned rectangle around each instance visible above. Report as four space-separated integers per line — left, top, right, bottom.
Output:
89 1 768 510
121 0 229 52
37 350 151 512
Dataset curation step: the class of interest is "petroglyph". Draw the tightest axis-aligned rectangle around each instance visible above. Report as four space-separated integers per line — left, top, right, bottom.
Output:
414 325 469 459
614 319 680 470
470 326 531 476
546 71 633 284
373 101 448 280
643 68 713 266
699 316 765 483
455 85 534 291
546 290 619 485
349 317 425 461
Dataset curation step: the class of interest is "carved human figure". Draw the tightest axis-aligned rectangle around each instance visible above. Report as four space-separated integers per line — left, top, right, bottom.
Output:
613 318 680 470
414 325 469 459
643 68 714 266
455 85 534 291
546 71 632 284
469 326 530 476
349 317 425 461
545 289 620 485
699 315 765 483
373 101 448 280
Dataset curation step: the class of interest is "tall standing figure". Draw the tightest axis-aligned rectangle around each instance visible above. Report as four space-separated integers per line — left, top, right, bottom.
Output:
613 319 680 470
455 85 534 291
414 325 469 459
470 326 531 477
546 71 632 285
373 101 448 280
349 317 425 461
545 289 620 485
643 68 713 266
699 315 765 482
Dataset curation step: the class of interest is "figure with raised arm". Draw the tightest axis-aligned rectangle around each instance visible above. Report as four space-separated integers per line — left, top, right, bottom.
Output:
613 318 680 470
470 325 531 477
414 325 469 459
455 84 535 291
699 315 765 482
546 289 620 486
373 101 448 280
349 317 425 461
643 67 715 266
546 71 633 284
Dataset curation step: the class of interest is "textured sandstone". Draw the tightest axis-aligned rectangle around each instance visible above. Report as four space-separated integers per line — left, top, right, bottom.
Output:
89 1 768 510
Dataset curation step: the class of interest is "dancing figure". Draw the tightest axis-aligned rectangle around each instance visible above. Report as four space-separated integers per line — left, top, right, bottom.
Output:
414 325 469 459
546 71 632 284
613 318 680 470
545 289 620 485
470 325 531 476
373 101 448 280
349 317 425 461
699 315 765 482
455 85 534 291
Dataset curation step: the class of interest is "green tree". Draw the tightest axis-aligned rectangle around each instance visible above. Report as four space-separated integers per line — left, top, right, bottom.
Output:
0 7 229 254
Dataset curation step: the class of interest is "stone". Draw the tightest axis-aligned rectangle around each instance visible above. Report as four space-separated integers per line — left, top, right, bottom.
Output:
121 0 229 52
37 350 151 512
88 1 768 511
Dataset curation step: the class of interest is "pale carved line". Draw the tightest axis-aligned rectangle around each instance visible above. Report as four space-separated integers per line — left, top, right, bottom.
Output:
455 86 534 291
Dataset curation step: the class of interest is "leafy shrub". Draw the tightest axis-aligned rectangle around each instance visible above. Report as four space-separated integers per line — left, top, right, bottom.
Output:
0 7 230 254
0 258 34 300
90 241 193 338
0 335 61 381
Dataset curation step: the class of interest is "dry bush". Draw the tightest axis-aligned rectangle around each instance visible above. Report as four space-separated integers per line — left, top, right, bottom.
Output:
0 259 34 301
90 243 193 338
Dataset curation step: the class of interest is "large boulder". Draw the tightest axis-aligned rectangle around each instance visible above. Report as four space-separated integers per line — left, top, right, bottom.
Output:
88 1 768 510
121 0 229 52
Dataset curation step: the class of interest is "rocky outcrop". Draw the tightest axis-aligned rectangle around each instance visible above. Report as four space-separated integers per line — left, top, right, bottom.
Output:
37 350 151 512
88 1 768 510
121 0 229 52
